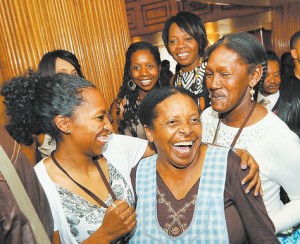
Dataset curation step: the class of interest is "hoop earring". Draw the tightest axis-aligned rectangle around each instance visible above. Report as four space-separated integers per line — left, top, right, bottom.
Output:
250 86 255 101
127 79 136 91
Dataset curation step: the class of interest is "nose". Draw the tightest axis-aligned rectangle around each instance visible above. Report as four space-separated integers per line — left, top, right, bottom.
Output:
177 38 187 49
140 66 149 76
178 123 192 136
104 115 114 134
207 74 221 91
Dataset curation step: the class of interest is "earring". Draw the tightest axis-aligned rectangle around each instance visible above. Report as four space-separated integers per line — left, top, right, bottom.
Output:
250 86 255 101
127 79 136 91
66 130 71 135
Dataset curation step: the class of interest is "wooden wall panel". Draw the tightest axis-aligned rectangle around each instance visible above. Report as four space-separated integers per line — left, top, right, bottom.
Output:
126 0 178 36
272 2 300 57
0 0 130 108
126 0 270 38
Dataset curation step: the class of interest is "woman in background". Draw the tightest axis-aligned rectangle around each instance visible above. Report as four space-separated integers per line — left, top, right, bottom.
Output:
110 42 163 139
162 11 210 110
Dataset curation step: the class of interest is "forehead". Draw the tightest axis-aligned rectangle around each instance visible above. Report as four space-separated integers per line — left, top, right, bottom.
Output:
55 57 75 69
80 87 106 110
293 38 300 49
267 60 280 69
169 23 187 35
208 46 242 65
156 94 198 115
130 49 155 63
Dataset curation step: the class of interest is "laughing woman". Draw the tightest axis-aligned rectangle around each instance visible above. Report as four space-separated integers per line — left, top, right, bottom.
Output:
1 72 151 243
130 86 278 243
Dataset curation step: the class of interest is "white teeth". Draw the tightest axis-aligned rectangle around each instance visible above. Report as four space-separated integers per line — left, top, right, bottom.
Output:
141 80 151 84
173 141 193 146
178 53 188 57
97 136 108 143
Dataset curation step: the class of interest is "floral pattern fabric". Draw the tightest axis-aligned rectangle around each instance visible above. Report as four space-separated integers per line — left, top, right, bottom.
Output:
56 163 134 243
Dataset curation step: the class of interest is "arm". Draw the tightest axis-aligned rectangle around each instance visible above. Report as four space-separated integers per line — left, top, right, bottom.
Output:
226 151 279 243
265 131 300 233
142 141 157 158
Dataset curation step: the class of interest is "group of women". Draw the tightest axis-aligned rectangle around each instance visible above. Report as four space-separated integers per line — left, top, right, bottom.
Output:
1 10 300 244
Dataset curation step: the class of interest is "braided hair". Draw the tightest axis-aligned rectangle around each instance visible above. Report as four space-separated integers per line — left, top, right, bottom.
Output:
112 42 162 137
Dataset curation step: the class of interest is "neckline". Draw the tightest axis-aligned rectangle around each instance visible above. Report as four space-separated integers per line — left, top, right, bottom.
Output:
50 151 117 208
212 102 256 148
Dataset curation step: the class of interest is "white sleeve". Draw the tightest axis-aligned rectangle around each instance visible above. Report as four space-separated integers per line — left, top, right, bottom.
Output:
102 134 148 171
262 126 300 233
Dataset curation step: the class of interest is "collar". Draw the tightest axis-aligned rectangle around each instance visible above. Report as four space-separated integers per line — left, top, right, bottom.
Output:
257 91 280 110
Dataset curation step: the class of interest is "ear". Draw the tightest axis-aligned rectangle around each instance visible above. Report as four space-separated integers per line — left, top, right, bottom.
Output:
144 125 154 142
249 64 263 88
291 49 297 59
54 115 72 134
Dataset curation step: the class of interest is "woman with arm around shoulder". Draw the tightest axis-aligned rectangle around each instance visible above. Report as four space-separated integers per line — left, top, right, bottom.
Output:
1 72 148 243
130 86 278 243
202 32 300 242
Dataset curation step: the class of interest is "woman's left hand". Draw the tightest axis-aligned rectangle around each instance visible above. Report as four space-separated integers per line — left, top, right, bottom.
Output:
234 148 262 196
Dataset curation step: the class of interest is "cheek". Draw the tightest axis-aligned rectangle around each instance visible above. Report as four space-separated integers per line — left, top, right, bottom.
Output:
169 45 177 56
130 71 138 80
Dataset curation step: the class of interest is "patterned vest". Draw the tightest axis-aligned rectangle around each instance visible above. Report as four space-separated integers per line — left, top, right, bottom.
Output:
130 145 230 243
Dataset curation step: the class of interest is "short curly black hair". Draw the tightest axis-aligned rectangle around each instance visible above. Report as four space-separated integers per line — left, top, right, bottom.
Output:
139 86 198 129
1 71 94 145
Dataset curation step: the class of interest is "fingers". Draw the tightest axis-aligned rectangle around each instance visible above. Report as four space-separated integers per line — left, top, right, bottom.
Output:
108 201 136 224
117 206 137 233
256 177 263 197
241 156 259 184
108 200 127 212
244 172 259 195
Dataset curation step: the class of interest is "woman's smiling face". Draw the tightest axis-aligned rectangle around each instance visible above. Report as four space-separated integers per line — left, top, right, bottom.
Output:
145 93 202 169
168 23 200 72
130 49 160 93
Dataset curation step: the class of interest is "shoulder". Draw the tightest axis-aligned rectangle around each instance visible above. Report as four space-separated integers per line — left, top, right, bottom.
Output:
201 106 218 122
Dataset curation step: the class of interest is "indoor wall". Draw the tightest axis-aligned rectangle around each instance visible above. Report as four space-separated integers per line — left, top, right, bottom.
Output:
0 0 130 109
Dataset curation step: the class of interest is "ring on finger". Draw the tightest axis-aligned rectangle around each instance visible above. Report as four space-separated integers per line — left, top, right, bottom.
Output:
127 209 132 216
112 203 117 209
